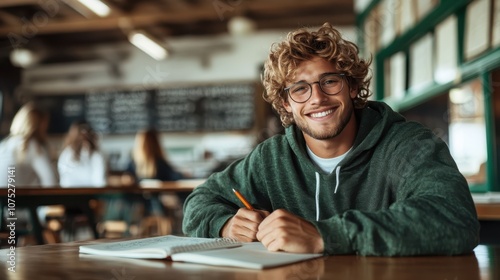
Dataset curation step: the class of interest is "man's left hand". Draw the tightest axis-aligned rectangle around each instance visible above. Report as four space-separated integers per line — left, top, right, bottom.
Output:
256 209 324 254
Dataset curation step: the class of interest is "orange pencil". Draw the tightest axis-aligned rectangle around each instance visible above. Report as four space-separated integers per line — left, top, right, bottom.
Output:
232 188 254 210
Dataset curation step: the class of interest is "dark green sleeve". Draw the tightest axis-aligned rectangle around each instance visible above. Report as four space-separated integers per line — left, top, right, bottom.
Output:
312 128 479 256
182 147 270 238
181 174 237 238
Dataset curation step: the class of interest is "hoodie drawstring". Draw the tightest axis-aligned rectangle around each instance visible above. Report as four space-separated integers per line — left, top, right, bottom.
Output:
315 172 320 221
334 166 341 194
315 166 341 222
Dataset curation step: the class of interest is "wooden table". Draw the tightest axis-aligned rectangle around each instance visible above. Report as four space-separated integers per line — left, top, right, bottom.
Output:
473 192 500 220
0 180 203 244
0 240 498 280
476 203 500 220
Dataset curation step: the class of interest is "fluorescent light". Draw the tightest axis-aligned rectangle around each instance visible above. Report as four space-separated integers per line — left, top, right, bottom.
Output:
128 31 169 60
78 0 111 17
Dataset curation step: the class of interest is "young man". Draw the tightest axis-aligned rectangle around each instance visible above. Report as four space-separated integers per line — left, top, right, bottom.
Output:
182 23 479 256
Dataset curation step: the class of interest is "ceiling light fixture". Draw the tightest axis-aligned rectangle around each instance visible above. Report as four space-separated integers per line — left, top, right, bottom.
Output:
77 0 111 17
128 31 169 61
228 16 256 36
10 48 40 68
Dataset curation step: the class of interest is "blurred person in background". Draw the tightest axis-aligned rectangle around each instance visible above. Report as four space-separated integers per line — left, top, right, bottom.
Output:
0 102 58 244
55 120 107 241
126 128 184 183
58 120 107 187
0 102 57 187
115 129 187 234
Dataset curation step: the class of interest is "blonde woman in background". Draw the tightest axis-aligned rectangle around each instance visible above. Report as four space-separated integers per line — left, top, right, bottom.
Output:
0 102 57 187
0 102 58 244
58 120 107 187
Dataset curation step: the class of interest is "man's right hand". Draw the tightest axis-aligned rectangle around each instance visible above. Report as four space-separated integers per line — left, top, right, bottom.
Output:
221 208 270 242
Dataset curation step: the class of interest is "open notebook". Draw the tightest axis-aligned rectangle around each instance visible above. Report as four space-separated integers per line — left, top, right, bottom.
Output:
79 235 322 269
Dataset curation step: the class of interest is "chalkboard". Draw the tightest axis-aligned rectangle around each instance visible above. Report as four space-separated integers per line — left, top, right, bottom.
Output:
34 83 256 134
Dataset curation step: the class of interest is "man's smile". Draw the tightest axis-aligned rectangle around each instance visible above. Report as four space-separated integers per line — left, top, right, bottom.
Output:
307 108 336 119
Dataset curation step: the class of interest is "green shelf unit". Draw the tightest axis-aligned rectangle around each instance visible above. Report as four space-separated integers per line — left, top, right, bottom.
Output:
392 47 500 112
469 183 489 193
373 0 473 101
357 0 499 192
375 0 472 57
482 72 499 192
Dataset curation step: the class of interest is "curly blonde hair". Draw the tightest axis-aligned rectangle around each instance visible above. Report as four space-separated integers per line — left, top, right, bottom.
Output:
262 22 372 127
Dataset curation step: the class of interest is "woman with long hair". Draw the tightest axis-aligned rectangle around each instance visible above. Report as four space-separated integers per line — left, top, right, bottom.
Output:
124 129 185 228
0 102 57 187
0 102 58 244
128 128 183 182
58 120 107 187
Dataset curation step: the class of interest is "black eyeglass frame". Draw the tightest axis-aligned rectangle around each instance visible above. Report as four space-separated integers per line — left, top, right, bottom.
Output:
284 73 347 103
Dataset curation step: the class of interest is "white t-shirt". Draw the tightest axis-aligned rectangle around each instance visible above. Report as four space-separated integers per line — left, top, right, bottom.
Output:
306 146 352 174
0 136 58 187
57 147 107 187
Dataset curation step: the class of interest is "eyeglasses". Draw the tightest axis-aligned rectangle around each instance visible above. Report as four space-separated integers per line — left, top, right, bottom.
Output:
284 73 346 103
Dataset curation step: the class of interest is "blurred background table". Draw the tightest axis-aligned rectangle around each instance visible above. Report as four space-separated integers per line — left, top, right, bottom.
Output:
0 179 204 245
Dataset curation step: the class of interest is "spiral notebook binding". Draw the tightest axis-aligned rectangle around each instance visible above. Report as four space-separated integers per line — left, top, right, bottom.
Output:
169 237 242 255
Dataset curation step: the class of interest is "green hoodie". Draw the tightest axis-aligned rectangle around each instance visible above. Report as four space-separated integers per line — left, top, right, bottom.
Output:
182 101 479 256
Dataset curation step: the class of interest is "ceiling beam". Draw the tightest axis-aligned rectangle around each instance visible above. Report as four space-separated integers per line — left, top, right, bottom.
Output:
256 15 355 29
0 0 354 40
246 0 352 12
0 8 219 36
0 0 38 8
0 11 23 25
